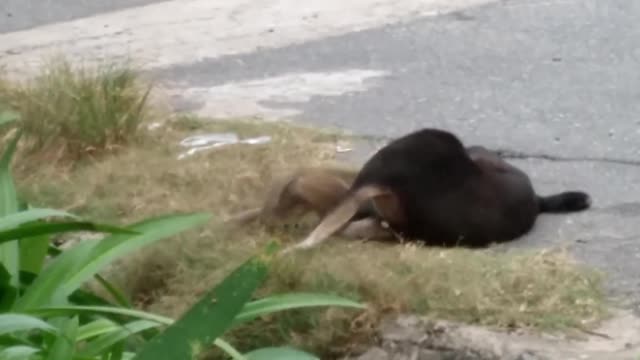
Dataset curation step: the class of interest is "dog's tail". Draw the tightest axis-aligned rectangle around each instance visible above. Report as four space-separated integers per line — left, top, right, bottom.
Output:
537 191 591 213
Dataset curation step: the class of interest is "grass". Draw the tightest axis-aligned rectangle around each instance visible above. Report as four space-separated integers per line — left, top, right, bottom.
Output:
0 56 608 358
11 113 608 358
0 57 155 162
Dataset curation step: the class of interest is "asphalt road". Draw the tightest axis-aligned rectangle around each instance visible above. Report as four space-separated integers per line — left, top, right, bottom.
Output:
161 0 640 309
0 0 165 33
2 0 640 312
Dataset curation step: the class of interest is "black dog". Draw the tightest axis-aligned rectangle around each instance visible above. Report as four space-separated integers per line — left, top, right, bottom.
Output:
283 128 590 252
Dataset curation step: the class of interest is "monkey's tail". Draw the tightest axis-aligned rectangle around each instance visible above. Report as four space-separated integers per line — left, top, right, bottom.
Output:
537 191 591 213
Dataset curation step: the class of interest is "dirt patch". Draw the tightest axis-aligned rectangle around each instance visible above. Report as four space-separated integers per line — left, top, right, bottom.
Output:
351 310 640 360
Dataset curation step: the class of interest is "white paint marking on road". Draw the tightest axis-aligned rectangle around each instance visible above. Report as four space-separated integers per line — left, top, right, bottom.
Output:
168 69 389 119
0 0 495 76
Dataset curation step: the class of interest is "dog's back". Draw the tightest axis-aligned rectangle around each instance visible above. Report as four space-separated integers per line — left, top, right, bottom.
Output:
351 129 539 246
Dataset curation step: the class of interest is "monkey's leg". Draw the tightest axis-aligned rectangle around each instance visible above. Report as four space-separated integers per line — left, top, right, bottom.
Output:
291 171 351 217
339 190 405 241
369 191 406 227
281 185 391 254
340 217 393 240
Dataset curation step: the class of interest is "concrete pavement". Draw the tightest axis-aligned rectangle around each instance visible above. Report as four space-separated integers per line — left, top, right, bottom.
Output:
0 0 164 33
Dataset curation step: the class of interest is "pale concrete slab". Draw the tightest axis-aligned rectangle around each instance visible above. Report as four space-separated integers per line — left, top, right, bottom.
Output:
0 0 495 78
0 0 167 33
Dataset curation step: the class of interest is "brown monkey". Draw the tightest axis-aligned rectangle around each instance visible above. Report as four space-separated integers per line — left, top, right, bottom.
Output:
224 164 395 240
282 128 591 253
224 165 355 224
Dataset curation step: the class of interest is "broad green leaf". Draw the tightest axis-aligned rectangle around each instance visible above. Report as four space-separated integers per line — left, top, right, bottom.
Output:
121 351 137 360
213 338 246 360
59 213 211 298
68 286 119 308
76 318 119 341
15 214 209 311
80 320 158 357
0 314 58 336
245 347 320 360
45 316 78 360
93 274 132 308
0 204 136 274
27 305 173 326
0 345 41 360
18 232 49 275
107 340 126 360
7 220 136 276
13 238 99 310
0 265 18 312
28 307 242 360
0 110 19 126
132 253 271 360
235 293 366 325
0 286 18 313
0 129 22 293
0 209 78 232
0 219 138 243
0 129 21 215
46 244 63 257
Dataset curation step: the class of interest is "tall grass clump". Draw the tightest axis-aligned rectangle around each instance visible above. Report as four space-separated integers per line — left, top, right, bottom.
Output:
0 57 153 161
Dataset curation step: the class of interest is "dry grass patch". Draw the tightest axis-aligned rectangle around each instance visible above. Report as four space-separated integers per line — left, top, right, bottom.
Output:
15 117 607 358
0 57 156 162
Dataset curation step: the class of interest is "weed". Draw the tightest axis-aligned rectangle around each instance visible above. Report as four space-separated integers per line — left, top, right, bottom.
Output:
0 57 154 162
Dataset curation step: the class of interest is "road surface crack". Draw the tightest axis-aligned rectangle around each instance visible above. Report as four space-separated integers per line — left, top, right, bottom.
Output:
354 135 640 167
494 149 640 167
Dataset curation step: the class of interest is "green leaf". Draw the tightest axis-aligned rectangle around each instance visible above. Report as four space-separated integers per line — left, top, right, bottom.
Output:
0 264 18 312
59 212 211 298
77 318 120 341
45 316 78 360
0 314 58 336
68 286 118 308
15 213 208 311
5 220 136 276
213 338 246 360
93 274 132 308
121 351 138 360
132 253 271 360
13 238 98 310
0 208 79 232
107 340 126 360
18 233 49 275
80 320 159 357
0 219 138 243
27 305 173 326
0 110 19 126
235 293 366 325
0 128 22 217
0 129 22 294
0 345 41 360
245 347 320 360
